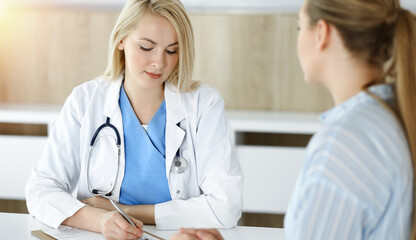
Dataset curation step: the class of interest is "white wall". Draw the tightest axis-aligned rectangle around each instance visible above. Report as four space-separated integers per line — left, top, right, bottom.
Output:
7 0 416 12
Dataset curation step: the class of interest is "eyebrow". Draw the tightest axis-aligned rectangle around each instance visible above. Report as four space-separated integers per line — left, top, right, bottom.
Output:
139 37 178 47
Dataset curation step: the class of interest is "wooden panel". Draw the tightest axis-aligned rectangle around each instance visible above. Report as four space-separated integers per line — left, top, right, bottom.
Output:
238 213 284 228
0 123 46 136
0 10 333 110
191 14 332 111
0 199 28 213
0 9 119 103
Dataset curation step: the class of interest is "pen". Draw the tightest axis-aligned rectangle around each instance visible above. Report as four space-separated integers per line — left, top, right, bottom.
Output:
108 198 148 240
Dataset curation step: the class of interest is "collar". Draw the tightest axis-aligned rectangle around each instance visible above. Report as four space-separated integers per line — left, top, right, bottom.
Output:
164 82 186 125
320 84 394 125
103 75 186 125
103 75 124 119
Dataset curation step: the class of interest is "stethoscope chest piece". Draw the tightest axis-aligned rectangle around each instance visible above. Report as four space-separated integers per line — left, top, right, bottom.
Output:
171 156 187 174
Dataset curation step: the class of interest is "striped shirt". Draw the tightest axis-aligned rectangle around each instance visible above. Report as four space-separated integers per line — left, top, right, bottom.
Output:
284 84 413 240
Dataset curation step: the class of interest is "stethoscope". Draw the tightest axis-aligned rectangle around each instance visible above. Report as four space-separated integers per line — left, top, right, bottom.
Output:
86 117 188 196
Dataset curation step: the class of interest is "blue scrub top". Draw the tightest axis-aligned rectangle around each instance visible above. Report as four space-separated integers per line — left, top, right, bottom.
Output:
118 85 171 205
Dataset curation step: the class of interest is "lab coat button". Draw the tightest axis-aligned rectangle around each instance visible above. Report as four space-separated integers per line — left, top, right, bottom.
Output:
176 190 181 194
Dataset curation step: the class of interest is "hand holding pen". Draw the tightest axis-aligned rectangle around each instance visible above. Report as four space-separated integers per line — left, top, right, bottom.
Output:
108 198 148 240
82 196 155 239
98 210 145 240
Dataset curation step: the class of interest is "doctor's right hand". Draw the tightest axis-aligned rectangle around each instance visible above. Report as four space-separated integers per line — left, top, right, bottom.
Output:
99 211 144 240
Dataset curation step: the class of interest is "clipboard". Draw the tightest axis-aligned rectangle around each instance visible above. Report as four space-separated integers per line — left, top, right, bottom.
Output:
31 229 164 240
31 230 57 240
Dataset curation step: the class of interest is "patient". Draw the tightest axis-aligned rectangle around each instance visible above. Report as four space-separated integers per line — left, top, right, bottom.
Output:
171 0 416 239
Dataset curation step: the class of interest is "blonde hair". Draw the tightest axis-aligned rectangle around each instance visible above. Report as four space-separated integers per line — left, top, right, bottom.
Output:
305 0 416 238
103 0 199 92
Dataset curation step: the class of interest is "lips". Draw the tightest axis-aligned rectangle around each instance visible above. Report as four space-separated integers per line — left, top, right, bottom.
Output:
145 71 162 79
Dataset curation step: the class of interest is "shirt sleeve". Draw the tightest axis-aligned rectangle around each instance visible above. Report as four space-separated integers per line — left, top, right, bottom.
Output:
285 179 366 240
25 87 86 229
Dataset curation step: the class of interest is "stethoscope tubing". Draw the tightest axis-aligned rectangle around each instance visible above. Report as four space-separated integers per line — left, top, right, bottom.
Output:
87 116 187 198
87 117 121 197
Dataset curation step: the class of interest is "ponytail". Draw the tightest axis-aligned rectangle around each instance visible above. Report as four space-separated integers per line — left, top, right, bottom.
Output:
393 9 416 239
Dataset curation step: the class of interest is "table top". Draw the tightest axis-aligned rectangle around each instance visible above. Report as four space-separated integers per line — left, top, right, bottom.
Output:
0 212 285 240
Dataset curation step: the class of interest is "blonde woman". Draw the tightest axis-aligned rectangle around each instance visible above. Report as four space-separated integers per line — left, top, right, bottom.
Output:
25 0 243 239
172 0 416 239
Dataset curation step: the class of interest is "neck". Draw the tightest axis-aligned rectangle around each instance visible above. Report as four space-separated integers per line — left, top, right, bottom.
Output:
324 59 381 105
124 80 164 106
122 77 165 125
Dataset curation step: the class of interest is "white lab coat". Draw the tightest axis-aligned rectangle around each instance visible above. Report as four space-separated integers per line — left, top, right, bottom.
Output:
25 76 243 230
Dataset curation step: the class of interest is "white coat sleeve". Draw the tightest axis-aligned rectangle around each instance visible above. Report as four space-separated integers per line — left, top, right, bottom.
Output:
154 91 244 230
25 87 86 229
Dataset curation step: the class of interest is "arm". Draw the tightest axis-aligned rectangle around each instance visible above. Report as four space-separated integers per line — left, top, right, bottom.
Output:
81 196 156 224
155 90 243 229
285 180 367 240
25 87 85 228
62 206 144 240
25 85 145 239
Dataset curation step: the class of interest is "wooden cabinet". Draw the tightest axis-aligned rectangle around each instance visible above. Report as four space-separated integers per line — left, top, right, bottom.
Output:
0 104 60 200
228 110 321 214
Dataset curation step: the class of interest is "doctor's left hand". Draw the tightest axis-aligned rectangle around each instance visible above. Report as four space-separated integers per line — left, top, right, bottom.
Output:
171 228 224 240
82 196 119 211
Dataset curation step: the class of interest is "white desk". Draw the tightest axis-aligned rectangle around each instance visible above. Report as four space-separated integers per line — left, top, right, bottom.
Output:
0 213 285 240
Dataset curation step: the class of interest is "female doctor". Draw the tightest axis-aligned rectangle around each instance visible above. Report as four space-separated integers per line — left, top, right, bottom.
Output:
25 0 243 239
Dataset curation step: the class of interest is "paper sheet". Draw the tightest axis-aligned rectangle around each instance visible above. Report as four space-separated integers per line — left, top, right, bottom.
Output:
42 226 161 240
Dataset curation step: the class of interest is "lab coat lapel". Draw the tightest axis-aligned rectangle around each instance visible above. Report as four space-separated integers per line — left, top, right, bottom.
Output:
103 75 123 119
102 76 125 200
165 83 186 178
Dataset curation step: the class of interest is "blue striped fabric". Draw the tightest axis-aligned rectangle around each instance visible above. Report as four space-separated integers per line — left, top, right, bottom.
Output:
284 84 413 240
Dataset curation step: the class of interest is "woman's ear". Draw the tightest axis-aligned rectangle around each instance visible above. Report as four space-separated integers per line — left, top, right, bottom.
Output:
315 19 330 51
118 41 124 50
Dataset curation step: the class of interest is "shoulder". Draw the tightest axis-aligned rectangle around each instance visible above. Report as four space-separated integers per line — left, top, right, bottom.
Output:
63 76 116 116
181 84 223 105
310 101 402 158
73 76 113 97
165 84 226 127
303 101 410 209
166 84 225 114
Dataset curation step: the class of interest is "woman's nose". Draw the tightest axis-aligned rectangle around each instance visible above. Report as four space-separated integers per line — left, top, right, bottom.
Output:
151 50 166 70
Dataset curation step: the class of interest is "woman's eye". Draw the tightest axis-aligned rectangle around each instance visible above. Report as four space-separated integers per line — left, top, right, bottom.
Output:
140 46 152 51
166 50 177 55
